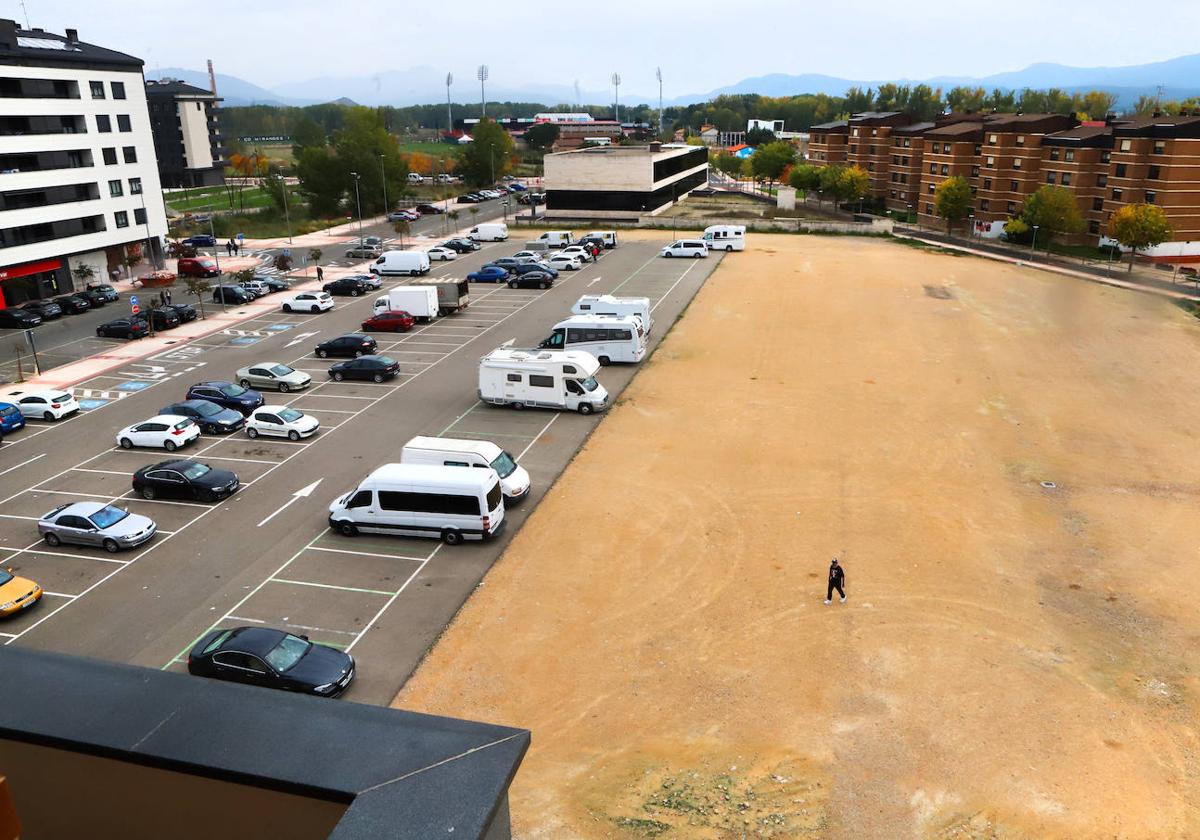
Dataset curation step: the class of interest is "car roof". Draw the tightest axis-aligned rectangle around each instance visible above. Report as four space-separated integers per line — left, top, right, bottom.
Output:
15 389 70 398
138 414 190 424
146 459 198 471
257 404 298 413
54 501 108 517
221 626 289 657
192 380 233 388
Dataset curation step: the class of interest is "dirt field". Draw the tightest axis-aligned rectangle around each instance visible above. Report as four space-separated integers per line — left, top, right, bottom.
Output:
394 233 1200 839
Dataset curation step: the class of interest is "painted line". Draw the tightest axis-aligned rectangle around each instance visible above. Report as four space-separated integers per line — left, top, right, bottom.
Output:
0 632 16 638
650 259 704 313
0 514 40 521
516 415 561 460
439 400 483 435
306 545 433 563
0 546 130 564
70 467 131 476
269 578 396 597
344 545 442 654
226 615 266 624
0 453 46 478
275 621 358 637
41 591 78 599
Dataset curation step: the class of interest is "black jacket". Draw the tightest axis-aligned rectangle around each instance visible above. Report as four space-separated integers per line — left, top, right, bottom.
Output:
829 565 845 586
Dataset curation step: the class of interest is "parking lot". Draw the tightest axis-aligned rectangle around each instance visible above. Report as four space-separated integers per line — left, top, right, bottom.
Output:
0 232 719 702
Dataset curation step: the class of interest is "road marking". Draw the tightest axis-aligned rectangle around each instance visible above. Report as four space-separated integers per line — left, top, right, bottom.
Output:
275 621 358 637
344 545 442 654
256 479 323 527
307 545 432 563
284 331 319 348
0 453 46 478
0 546 129 564
588 275 604 286
42 591 78 599
226 615 266 624
650 259 704 313
0 514 39 521
70 467 129 476
270 577 396 597
439 400 483 435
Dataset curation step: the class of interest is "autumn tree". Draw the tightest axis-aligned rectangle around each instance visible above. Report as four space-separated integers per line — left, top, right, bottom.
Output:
1078 90 1118 120
1016 185 1085 246
749 141 796 191
456 118 515 186
934 176 973 235
714 151 744 179
789 164 821 201
1108 203 1172 272
839 166 871 211
818 165 846 207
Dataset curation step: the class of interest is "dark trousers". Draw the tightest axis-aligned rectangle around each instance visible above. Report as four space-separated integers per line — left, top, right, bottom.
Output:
827 580 845 600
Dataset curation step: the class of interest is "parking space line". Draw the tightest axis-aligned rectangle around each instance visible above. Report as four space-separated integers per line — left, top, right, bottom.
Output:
274 621 358 637
293 393 375 400
344 545 442 654
307 545 433 562
0 514 39 521
0 632 16 639
70 468 130 476
42 591 78 599
0 546 129 564
0 453 46 478
226 615 265 624
116 495 210 508
447 429 537 440
270 577 396 597
516 415 561 460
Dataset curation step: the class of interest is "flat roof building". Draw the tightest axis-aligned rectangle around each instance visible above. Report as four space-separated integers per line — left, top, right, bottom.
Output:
543 142 709 221
145 78 227 189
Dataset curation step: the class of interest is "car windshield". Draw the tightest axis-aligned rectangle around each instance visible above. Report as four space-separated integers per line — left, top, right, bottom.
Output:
279 408 304 423
490 450 518 479
581 377 599 392
180 462 211 480
218 383 247 397
269 364 294 376
0 569 12 586
88 505 128 529
265 634 311 672
193 401 222 417
0 405 16 416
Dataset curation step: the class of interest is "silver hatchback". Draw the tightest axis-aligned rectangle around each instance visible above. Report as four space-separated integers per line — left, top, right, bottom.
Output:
38 501 157 554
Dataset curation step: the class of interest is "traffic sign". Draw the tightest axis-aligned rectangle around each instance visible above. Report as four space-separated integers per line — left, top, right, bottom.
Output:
236 233 245 242
130 294 139 315
282 248 291 258
131 304 140 314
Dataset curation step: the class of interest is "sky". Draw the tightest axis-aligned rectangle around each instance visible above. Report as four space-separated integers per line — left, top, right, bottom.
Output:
8 0 1200 98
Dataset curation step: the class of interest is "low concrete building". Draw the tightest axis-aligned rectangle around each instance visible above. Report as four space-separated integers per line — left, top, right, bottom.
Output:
543 142 709 221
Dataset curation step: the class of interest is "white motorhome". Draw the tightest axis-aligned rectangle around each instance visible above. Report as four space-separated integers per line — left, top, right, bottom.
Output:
327 463 505 544
478 348 609 414
571 294 652 335
401 436 531 502
533 230 574 249
369 250 432 277
584 231 619 249
539 315 647 364
468 223 509 242
703 224 746 252
373 287 439 322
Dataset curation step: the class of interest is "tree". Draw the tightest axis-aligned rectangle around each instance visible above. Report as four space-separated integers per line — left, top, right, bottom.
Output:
295 146 346 217
1016 185 1085 246
72 263 95 286
1078 90 1118 120
818 165 846 207
290 113 326 153
392 218 410 249
261 171 289 213
744 126 776 146
749 141 796 192
185 276 211 320
524 122 559 151
788 164 821 200
1108 203 1172 272
1003 217 1030 242
332 108 409 214
934 176 973 235
448 209 460 232
839 166 870 211
714 151 744 179
456 118 515 186
307 248 322 275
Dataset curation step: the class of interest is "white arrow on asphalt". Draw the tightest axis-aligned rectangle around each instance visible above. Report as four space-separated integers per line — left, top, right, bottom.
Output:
500 338 515 347
588 275 603 286
256 479 323 528
284 331 319 348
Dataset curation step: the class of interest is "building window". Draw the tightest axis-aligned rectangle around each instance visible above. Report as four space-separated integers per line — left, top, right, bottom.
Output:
1097 174 1107 187
890 190 897 198
928 184 935 194
1010 180 1019 191
985 157 995 168
129 177 142 194
134 207 146 225
929 163 936 174
111 81 126 100
122 146 137 163
974 144 982 155
108 179 123 197
852 128 859 137
1007 202 1016 213
1013 158 1021 169
116 114 131 132
904 138 911 148
900 191 906 199
1148 165 1161 180
971 166 980 177
1049 148 1060 160
1093 197 1104 211
1115 163 1127 177
1101 151 1111 163
1065 150 1075 162
1089 220 1100 234
1016 135 1025 146
96 114 111 132
1153 141 1165 155
89 80 105 99
102 147 117 165
983 178 993 189
1119 139 1131 152
926 203 934 214
1046 170 1056 184
980 199 990 211
941 164 949 176
988 134 998 144
114 210 129 228
1112 188 1123 201
1061 172 1071 186
1146 191 1156 204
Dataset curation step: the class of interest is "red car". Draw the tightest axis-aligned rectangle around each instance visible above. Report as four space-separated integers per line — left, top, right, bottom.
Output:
177 257 220 278
361 310 415 333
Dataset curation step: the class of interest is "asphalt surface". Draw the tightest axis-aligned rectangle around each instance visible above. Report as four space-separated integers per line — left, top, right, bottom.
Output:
0 234 720 705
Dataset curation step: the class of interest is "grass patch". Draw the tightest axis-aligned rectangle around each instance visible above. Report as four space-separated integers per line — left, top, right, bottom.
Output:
166 185 301 214
613 817 671 837
169 206 349 240
398 140 460 156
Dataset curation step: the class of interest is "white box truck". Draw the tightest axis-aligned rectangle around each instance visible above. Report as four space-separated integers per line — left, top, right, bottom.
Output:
401 435 531 502
478 348 609 414
468 222 508 242
532 230 574 248
369 250 431 277
373 287 439 322
411 279 469 315
703 224 746 252
571 294 652 335
539 315 647 364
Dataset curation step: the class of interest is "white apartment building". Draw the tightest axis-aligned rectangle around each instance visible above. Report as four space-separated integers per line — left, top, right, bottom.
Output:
0 19 168 308
145 78 226 188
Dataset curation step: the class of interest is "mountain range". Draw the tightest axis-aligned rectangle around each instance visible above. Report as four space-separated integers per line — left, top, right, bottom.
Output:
155 52 1200 111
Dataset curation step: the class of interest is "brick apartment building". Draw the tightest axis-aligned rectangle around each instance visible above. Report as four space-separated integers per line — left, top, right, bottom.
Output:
807 120 848 164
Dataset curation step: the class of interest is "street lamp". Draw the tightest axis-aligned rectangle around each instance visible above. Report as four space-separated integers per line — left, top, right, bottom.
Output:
205 204 224 312
1029 224 1039 259
280 172 292 244
379 153 388 214
350 171 364 247
445 72 453 134
477 65 488 118
656 67 664 137
612 73 621 123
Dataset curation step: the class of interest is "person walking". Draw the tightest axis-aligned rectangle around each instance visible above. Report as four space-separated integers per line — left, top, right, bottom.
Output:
825 558 846 605
225 239 234 256
164 288 172 306
316 265 324 283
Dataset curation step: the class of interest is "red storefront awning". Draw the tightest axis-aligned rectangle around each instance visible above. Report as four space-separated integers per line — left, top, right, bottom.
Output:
0 258 62 281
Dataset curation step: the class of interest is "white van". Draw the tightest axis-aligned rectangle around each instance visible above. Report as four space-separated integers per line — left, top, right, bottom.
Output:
703 224 746 252
328 463 505 544
369 250 431 277
584 231 618 249
572 294 652 335
401 436 531 503
407 172 425 184
661 239 708 258
469 223 509 242
533 230 574 249
478 348 609 414
539 315 647 364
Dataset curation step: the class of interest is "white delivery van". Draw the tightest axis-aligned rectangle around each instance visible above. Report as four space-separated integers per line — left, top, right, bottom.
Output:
539 315 647 364
478 348 609 414
468 223 509 242
703 224 746 252
369 250 431 277
328 463 505 544
571 294 653 335
401 436 531 503
584 231 619 249
373 287 439 321
661 239 708 258
533 230 574 249
407 172 425 183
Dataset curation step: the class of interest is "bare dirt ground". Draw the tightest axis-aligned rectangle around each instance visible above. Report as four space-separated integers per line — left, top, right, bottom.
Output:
394 233 1200 839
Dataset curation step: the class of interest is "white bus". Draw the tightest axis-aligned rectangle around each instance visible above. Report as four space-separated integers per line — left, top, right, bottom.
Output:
538 314 647 364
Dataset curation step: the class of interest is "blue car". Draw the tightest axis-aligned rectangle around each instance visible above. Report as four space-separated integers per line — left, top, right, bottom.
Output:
508 183 527 191
160 400 245 434
467 266 510 283
184 381 265 415
182 234 217 248
0 402 27 433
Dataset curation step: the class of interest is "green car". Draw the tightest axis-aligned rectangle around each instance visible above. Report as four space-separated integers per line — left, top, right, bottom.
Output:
235 362 312 393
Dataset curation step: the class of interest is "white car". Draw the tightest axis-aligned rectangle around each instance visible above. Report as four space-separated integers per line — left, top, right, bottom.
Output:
560 246 594 263
116 415 200 451
14 390 78 421
281 291 334 313
512 251 543 261
546 253 583 271
427 247 457 262
661 239 709 258
245 406 320 441
344 272 380 290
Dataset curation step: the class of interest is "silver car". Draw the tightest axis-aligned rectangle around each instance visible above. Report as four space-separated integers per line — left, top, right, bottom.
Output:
38 501 157 554
235 362 312 393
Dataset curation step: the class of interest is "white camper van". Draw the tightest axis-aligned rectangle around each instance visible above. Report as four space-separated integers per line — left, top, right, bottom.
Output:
401 436 531 502
533 230 574 249
373 287 439 321
539 315 647 364
703 224 746 252
327 463 505 544
571 294 652 335
478 348 609 414
661 239 708 258
468 222 509 242
369 250 431 277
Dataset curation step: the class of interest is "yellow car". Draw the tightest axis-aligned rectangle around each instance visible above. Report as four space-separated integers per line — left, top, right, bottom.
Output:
0 567 42 617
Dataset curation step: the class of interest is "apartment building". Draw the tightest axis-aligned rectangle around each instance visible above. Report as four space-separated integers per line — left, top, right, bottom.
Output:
145 78 226 188
807 120 848 165
847 112 912 201
0 19 167 308
1041 125 1113 239
885 122 932 213
972 114 1077 234
916 121 986 227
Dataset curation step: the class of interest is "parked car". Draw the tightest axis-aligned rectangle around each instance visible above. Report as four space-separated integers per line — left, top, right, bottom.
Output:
426 246 457 262
546 253 583 271
96 317 149 340
488 258 524 273
661 239 709 258
281 291 333 313
457 193 483 203
181 234 216 247
345 244 383 260
239 279 269 298
346 272 381 290
258 276 291 293
159 399 244 434
387 210 411 222
513 262 557 277
0 567 42 618
168 302 198 323
185 381 264 415
315 334 377 359
38 501 157 553
53 294 91 314
116 415 200 451
508 182 527 191
416 203 444 214
467 266 509 283
441 238 479 253
77 287 110 308
235 362 312 393
323 277 369 297
246 406 320 441
187 626 355 697
512 250 545 261
132 459 239 502
361 310 415 333
0 401 27 434
20 300 62 320
329 355 400 383
138 307 181 330
179 257 221 278
0 308 43 329
212 285 250 304
86 283 120 302
14 390 77 421
508 271 555 290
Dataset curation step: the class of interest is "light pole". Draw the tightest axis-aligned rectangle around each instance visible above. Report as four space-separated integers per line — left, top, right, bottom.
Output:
656 67 664 137
477 65 488 118
489 145 495 187
446 72 453 135
281 172 292 244
350 171 364 247
206 204 225 312
612 73 621 123
379 153 388 214
1029 224 1039 259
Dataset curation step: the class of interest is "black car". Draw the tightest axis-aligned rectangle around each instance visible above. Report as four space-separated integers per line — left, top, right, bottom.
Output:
188 626 355 697
185 380 264 415
259 277 291 293
314 333 377 359
322 277 368 297
137 307 180 331
457 193 483 203
487 258 523 273
54 294 91 314
508 270 555 290
213 285 250 305
182 234 217 247
168 302 198 323
160 399 245 434
77 287 110 308
20 300 62 320
441 238 479 254
0 308 42 329
416 203 444 214
690 187 717 197
329 355 400 383
96 317 149 339
86 283 120 302
132 459 239 502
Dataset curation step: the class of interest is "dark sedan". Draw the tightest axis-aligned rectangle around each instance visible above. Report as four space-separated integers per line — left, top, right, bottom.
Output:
322 277 368 297
315 333 377 359
187 626 354 697
182 234 217 247
96 317 149 339
77 288 110 308
441 238 480 253
160 399 244 434
54 295 91 314
20 300 62 320
168 303 198 323
329 355 399 383
416 203 444 214
508 270 555 289
0 308 43 329
132 459 239 502
86 283 120 302
259 277 291 293
185 381 264 415
457 193 483 203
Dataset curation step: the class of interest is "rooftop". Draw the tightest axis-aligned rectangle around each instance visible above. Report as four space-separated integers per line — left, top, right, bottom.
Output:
810 120 849 132
0 19 142 69
550 143 697 157
146 78 218 98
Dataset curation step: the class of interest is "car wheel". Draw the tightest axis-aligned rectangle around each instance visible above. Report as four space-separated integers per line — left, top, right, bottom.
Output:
141 486 156 500
372 373 384 383
205 424 218 434
96 329 105 337
102 539 120 554
333 371 345 382
349 290 359 297
411 270 419 277
726 245 734 252
441 529 463 546
337 521 358 537
119 437 133 449
508 280 517 288
239 379 252 389
164 440 177 452
539 282 548 289
598 356 611 366
44 532 61 547
664 252 673 258
311 306 320 313
354 349 365 358
43 411 54 421
511 401 524 411
278 382 291 393
316 348 328 358
201 489 215 503
283 304 293 312
578 403 595 415
246 427 259 439
288 430 300 441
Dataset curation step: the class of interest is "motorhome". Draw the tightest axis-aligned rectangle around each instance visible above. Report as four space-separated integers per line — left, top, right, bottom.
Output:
369 250 431 277
327 464 505 544
373 287 439 322
401 436 531 502
468 223 509 242
571 294 652 335
478 348 609 414
532 230 574 249
703 224 746 252
539 315 647 364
